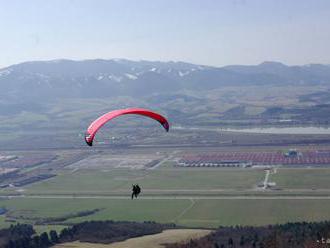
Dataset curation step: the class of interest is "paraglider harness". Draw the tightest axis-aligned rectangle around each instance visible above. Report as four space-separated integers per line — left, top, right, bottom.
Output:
131 184 141 199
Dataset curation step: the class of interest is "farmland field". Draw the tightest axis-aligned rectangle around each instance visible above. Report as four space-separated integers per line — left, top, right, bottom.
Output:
2 145 330 231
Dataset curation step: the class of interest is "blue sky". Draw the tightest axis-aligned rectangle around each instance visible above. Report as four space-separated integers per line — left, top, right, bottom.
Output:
0 0 329 68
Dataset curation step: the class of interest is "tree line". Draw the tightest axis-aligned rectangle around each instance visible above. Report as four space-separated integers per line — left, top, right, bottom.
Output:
167 221 330 248
0 221 176 248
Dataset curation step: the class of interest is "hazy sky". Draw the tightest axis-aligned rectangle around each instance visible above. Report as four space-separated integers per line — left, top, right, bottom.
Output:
0 0 330 68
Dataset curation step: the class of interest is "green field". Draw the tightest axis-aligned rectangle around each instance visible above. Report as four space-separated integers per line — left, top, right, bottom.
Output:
2 164 330 230
180 199 330 226
0 198 190 229
2 197 330 228
271 168 330 189
22 168 264 194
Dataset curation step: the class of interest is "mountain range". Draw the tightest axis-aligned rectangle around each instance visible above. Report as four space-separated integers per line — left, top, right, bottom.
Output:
0 59 330 141
1 59 330 102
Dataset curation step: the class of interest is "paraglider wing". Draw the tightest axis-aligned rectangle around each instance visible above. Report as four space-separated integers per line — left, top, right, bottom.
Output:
85 108 169 146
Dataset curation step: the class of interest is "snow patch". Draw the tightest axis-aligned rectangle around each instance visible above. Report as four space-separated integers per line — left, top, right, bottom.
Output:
97 75 104 80
44 59 65 64
179 71 190 77
125 73 138 80
0 69 11 77
113 58 125 62
108 74 122 82
136 71 144 76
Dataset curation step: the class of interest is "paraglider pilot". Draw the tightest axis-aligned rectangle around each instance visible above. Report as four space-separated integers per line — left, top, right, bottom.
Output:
131 184 141 199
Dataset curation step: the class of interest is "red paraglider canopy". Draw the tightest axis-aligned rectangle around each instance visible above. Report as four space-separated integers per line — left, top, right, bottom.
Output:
85 108 169 146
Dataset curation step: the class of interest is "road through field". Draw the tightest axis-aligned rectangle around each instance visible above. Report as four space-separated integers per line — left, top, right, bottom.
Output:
173 198 196 222
147 155 171 170
262 169 270 189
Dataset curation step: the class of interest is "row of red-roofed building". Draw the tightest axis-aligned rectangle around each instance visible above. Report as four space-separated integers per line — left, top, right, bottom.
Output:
178 149 330 167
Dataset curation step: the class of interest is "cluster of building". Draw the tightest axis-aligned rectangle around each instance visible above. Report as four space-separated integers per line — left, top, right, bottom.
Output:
178 149 330 167
178 159 252 168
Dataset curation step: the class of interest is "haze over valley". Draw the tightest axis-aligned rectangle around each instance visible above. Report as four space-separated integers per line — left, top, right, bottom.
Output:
1 59 330 149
